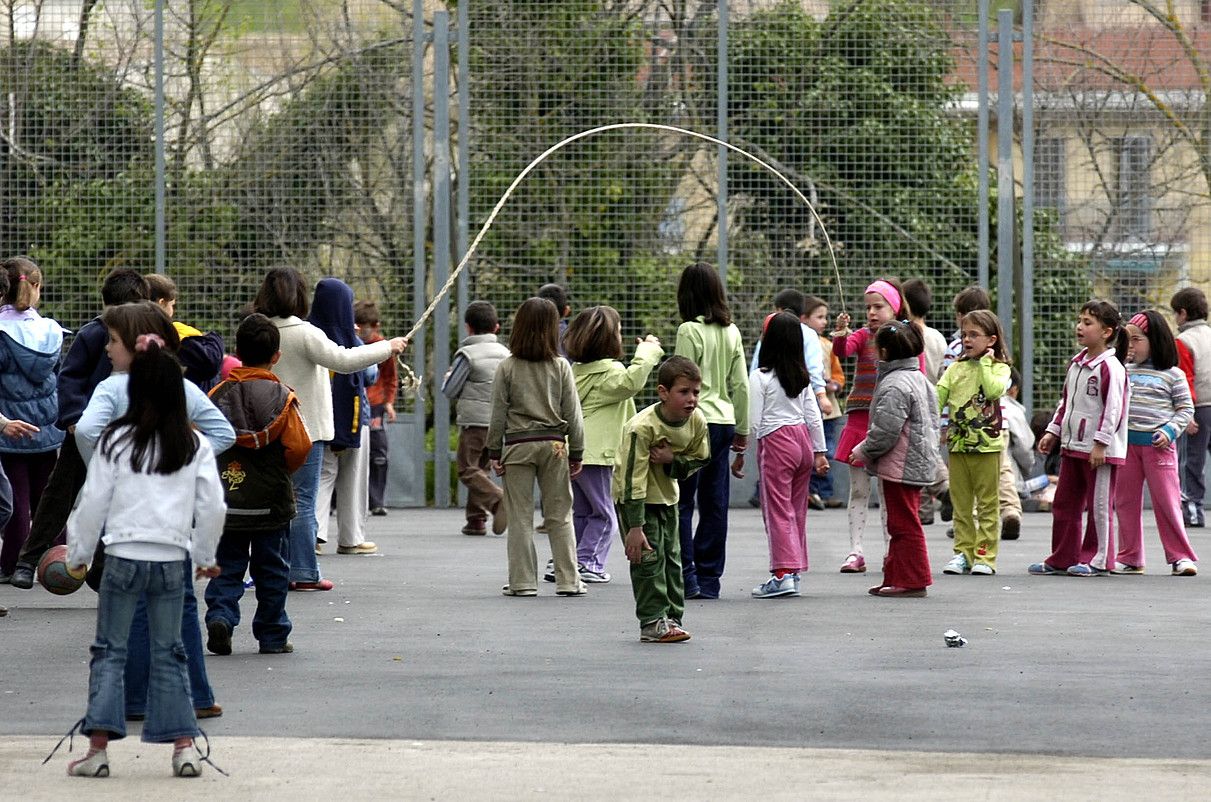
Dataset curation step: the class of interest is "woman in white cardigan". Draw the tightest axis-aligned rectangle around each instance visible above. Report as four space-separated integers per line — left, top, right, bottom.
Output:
253 268 406 590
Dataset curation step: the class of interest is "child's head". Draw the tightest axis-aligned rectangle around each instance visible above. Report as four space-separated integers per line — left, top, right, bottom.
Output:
254 267 310 319
1170 287 1207 325
564 305 622 363
1125 310 1178 369
509 297 560 361
537 283 571 318
677 262 732 326
656 355 702 422
757 311 810 399
1 256 41 312
1008 366 1022 399
953 285 991 327
101 268 150 307
464 300 500 335
235 313 281 368
353 299 381 339
1077 299 1128 359
309 278 358 347
772 288 807 317
145 273 177 318
874 319 924 361
102 301 180 372
101 333 197 477
863 278 904 329
901 278 932 321
803 295 829 335
960 309 1011 363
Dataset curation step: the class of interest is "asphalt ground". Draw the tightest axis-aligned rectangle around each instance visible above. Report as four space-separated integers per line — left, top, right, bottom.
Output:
3 504 1210 797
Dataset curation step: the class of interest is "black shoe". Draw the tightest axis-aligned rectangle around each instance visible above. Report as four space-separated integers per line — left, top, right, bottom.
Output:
919 513 935 526
809 494 826 511
259 642 294 654
125 712 146 722
939 490 953 522
946 526 954 539
10 563 34 590
206 620 232 656
371 507 388 516
748 495 760 509
1001 516 1021 540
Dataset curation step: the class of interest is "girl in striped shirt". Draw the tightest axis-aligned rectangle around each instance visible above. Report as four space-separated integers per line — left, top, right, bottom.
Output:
1114 310 1198 575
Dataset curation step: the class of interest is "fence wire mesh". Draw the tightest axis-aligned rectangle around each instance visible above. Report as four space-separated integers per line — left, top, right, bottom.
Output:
1 0 1208 500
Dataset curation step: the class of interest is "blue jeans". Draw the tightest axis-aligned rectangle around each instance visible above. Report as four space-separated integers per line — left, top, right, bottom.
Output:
287 442 325 583
125 561 214 716
678 423 735 598
84 557 198 743
205 526 292 647
809 417 842 499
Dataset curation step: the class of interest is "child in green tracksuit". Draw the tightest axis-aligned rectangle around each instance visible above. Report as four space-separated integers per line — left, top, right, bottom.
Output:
614 356 711 643
937 310 1012 575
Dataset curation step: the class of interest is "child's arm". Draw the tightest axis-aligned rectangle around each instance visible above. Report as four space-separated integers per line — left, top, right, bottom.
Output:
280 398 314 473
559 360 585 471
591 339 664 404
304 325 396 374
485 361 510 463
799 385 828 456
178 331 225 388
56 325 106 429
1039 364 1073 453
189 440 227 571
185 383 237 455
832 326 868 359
978 356 1011 401
667 417 712 480
441 353 471 400
803 330 826 395
728 331 750 442
860 387 911 463
829 349 846 392
1156 370 1195 448
74 379 120 465
935 362 953 412
615 424 653 532
1177 340 1197 405
1090 362 1128 465
65 449 116 569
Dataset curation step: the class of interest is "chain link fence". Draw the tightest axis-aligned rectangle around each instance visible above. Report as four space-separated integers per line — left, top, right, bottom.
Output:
1 0 1206 502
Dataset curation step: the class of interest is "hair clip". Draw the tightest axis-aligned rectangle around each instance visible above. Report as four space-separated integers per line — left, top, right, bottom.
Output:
135 333 165 353
17 274 26 281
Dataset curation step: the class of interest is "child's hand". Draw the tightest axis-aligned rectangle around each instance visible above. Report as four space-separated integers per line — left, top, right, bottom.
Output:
624 527 653 564
1153 430 1172 449
1 419 39 439
649 441 674 465
817 393 833 417
389 336 408 354
814 453 830 476
638 335 660 346
1188 419 1200 436
1089 442 1107 468
1037 432 1057 455
730 452 744 479
67 564 88 580
732 434 748 453
385 405 397 423
195 565 220 579
491 458 505 476
569 459 583 479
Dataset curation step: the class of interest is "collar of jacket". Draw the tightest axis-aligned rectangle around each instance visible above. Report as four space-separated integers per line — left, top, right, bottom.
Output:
1070 346 1117 369
573 358 616 375
876 357 919 378
1179 319 1209 333
460 333 499 346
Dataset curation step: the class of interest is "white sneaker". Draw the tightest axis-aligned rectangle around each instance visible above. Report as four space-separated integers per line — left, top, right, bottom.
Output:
970 563 995 575
1172 559 1198 576
67 749 109 777
943 554 970 575
751 574 798 598
172 745 202 777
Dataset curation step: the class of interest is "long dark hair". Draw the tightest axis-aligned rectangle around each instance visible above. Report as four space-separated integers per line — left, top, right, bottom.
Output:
509 297 560 361
1131 309 1178 371
758 312 810 398
98 335 199 475
1081 299 1128 364
677 262 732 326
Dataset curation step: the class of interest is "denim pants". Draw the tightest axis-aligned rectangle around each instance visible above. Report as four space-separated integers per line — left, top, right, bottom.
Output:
84 556 198 743
809 417 841 499
678 422 735 597
125 560 214 716
286 442 325 583
205 526 292 648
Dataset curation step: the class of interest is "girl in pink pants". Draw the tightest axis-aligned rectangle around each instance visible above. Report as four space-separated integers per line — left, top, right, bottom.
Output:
1115 311 1199 575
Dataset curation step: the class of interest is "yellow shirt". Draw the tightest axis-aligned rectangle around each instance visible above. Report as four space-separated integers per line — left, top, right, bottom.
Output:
612 403 711 529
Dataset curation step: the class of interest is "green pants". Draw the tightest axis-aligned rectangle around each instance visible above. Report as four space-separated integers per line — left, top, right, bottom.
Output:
949 451 1002 567
620 503 684 626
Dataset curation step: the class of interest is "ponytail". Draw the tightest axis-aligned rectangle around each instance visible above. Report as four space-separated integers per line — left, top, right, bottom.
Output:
1 256 41 312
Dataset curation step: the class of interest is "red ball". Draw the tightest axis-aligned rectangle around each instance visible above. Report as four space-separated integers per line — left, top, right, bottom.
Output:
37 545 85 596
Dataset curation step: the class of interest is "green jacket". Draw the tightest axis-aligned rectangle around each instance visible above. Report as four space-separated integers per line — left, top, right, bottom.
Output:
613 403 711 529
674 317 750 434
572 340 663 466
937 355 1010 453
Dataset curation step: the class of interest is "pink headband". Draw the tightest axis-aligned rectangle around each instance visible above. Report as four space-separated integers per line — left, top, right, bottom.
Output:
865 280 902 316
135 333 165 353
1129 313 1149 332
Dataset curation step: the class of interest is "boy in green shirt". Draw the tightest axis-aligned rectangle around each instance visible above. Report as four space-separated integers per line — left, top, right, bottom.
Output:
613 356 711 642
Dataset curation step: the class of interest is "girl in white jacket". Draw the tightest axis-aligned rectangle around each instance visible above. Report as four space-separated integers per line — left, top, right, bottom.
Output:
61 334 226 779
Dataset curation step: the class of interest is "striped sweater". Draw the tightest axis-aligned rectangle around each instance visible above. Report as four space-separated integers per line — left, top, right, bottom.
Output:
1125 361 1194 446
833 327 927 412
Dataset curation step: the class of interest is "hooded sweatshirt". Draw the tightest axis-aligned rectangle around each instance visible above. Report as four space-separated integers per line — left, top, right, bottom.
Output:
0 307 66 453
309 278 372 450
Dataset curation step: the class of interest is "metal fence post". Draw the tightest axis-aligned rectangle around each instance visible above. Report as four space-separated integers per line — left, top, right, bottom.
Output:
716 0 728 281
153 0 165 274
412 0 429 500
1020 0 1035 415
433 12 452 508
996 9 1015 347
456 0 470 321
976 0 990 289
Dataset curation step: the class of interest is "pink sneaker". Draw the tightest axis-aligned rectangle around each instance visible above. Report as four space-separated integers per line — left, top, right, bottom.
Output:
840 553 867 573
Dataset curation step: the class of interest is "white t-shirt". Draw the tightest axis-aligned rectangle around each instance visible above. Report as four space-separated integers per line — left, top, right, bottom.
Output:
748 368 827 449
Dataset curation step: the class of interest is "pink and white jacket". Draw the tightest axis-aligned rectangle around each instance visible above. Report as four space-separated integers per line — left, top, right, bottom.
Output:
1045 347 1130 464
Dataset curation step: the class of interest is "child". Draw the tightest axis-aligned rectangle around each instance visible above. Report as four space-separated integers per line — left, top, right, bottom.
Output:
564 305 663 583
850 321 939 597
310 279 377 556
63 334 227 778
614 356 710 640
354 300 398 517
443 301 510 536
205 314 312 655
0 256 64 583
145 273 225 391
1170 287 1211 527
901 278 950 524
1032 300 1130 577
9 268 148 590
1114 310 1198 576
487 297 586 596
830 278 916 573
937 310 1011 576
673 262 749 599
804 295 845 509
738 312 828 598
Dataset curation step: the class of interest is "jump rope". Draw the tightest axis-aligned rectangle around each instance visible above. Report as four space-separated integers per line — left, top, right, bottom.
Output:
395 123 847 395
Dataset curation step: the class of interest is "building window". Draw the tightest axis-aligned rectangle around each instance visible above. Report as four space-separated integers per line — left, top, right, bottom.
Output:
1115 135 1152 241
